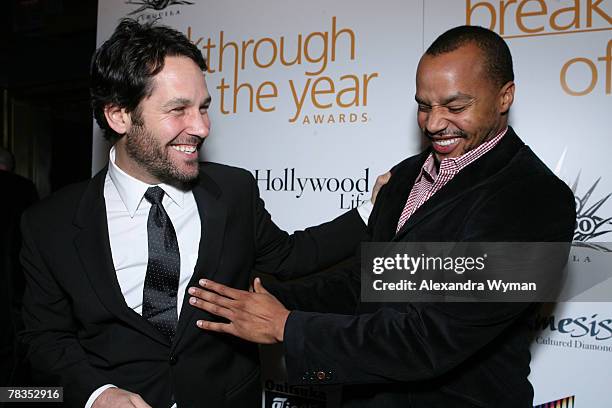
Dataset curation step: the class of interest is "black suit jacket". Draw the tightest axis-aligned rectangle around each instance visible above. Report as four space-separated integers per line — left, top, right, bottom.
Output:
280 128 576 407
19 162 366 407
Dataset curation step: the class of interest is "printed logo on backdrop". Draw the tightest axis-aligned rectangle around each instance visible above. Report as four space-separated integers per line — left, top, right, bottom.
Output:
549 150 612 301
466 0 611 97
534 395 575 408
187 17 380 125
264 380 326 408
254 168 370 210
126 0 192 20
531 312 612 352
530 153 612 351
570 172 612 252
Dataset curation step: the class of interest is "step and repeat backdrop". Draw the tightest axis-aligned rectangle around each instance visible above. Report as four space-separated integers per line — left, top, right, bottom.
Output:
94 1 611 406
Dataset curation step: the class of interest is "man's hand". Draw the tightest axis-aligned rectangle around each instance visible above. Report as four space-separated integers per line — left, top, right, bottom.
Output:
371 171 391 204
188 278 289 344
92 388 151 408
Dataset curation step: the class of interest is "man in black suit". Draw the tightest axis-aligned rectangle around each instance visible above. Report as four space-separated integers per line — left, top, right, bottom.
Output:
188 26 576 407
0 148 38 387
19 19 367 408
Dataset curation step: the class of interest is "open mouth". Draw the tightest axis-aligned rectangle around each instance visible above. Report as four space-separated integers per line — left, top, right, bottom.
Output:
170 144 198 154
430 136 463 155
432 138 459 147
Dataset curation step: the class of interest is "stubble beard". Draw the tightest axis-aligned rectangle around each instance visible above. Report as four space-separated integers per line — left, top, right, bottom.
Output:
125 123 200 189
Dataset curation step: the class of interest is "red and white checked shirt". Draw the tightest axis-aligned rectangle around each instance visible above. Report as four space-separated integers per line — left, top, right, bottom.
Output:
396 127 508 232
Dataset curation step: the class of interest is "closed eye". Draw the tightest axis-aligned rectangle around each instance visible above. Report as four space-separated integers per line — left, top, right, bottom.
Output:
417 104 431 113
447 105 467 113
170 106 186 114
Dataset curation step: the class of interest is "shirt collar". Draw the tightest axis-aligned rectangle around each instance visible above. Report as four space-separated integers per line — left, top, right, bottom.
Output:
420 154 438 181
108 147 186 217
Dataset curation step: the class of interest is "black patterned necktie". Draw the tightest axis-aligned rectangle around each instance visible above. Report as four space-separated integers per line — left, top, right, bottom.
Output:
142 186 180 340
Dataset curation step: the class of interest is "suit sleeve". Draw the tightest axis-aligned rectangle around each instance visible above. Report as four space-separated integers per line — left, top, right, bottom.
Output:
262 257 360 314
283 176 576 385
250 174 368 280
19 213 110 407
263 179 390 313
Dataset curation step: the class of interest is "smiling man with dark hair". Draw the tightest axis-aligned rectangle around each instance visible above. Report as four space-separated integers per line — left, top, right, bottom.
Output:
18 19 369 408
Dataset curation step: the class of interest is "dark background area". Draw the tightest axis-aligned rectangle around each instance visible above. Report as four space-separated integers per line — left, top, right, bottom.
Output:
1 0 99 197
0 1 98 392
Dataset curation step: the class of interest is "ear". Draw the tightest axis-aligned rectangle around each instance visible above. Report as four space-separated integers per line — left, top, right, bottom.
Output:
104 104 132 135
498 81 515 114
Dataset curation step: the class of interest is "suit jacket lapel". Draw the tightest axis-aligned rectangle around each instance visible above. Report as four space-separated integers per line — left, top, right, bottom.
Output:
173 170 227 348
393 128 524 241
73 168 168 345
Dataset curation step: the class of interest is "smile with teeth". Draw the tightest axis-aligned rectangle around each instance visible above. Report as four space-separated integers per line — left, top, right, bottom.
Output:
433 138 459 146
171 145 197 154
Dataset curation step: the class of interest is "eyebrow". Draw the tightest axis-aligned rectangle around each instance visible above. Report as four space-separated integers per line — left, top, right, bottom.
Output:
163 95 212 109
415 92 474 106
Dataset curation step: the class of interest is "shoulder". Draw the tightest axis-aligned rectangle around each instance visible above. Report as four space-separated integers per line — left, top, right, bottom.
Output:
467 147 576 241
23 179 92 226
390 151 429 175
197 162 258 200
199 161 254 183
504 145 573 200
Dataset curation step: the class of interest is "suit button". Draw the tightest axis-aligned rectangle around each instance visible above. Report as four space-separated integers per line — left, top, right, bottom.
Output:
169 355 177 365
316 371 326 380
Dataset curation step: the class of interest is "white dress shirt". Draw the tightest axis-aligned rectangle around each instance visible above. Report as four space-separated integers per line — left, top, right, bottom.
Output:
86 147 200 408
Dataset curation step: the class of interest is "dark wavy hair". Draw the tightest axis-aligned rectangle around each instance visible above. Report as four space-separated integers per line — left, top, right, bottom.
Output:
90 19 206 142
426 25 514 88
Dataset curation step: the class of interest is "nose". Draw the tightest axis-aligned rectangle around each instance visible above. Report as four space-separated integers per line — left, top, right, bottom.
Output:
186 109 210 139
424 106 448 135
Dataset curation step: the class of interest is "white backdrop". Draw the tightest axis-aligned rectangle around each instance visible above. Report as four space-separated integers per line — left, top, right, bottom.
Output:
95 1 612 406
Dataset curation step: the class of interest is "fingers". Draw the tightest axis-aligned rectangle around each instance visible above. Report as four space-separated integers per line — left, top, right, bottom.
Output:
189 294 235 320
129 395 152 408
371 171 392 204
374 172 391 191
196 320 236 336
253 277 269 294
379 171 391 183
93 388 151 408
198 279 245 299
188 286 236 309
187 280 246 318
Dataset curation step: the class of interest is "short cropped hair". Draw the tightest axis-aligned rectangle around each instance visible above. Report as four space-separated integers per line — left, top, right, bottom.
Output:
90 19 206 142
426 25 514 88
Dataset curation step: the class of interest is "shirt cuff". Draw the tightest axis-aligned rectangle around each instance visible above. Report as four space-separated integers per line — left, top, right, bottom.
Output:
357 200 373 224
85 384 116 408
